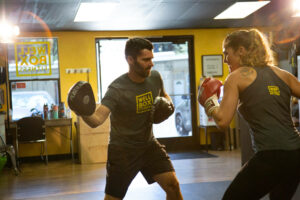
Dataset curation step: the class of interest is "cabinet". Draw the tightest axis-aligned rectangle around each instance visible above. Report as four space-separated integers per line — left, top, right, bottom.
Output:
0 113 5 143
77 109 110 164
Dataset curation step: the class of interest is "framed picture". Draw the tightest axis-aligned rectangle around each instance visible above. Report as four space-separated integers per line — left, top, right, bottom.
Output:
202 55 223 77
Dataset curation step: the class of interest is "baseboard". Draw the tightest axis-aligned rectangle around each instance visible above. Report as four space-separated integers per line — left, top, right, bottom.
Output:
17 153 78 163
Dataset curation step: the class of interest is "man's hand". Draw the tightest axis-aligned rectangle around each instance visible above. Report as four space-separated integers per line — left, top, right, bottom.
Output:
150 96 174 124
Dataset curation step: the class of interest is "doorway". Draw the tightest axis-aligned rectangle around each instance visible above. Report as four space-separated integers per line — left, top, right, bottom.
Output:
95 36 197 149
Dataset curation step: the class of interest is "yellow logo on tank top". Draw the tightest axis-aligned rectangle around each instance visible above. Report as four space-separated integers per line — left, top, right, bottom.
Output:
136 92 153 113
268 86 280 96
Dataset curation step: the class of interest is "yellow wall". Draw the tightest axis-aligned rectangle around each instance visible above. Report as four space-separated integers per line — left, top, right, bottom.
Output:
13 28 242 156
0 45 8 114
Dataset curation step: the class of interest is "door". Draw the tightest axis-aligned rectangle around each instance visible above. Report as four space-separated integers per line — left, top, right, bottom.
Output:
96 36 197 149
147 36 195 137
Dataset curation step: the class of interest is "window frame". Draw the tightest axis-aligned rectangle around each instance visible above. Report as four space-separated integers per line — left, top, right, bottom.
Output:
146 35 198 150
7 37 61 121
9 78 61 109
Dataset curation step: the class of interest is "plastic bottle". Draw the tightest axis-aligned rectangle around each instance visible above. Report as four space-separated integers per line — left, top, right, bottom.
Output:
58 102 65 118
43 104 48 119
52 105 58 119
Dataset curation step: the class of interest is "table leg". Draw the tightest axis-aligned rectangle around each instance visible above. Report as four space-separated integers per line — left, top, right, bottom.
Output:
227 128 232 151
205 127 208 152
70 124 74 161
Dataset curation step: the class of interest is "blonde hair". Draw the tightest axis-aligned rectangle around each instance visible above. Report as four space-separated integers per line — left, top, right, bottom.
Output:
223 29 274 67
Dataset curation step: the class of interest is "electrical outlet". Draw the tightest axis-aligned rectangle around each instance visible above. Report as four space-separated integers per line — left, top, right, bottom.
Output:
66 68 90 74
82 68 91 73
66 68 75 74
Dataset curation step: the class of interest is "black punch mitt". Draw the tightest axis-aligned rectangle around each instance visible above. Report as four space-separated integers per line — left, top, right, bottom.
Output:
67 81 96 116
150 96 174 124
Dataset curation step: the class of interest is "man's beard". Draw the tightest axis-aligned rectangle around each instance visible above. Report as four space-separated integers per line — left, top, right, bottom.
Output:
132 60 151 78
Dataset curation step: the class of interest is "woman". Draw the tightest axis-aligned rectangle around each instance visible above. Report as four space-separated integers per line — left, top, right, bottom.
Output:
200 29 300 199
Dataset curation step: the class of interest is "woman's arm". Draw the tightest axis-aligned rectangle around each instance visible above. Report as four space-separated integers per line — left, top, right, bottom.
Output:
270 66 300 98
211 74 239 130
287 72 300 98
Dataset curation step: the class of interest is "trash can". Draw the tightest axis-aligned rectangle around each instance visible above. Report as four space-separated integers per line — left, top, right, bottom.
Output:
210 132 225 150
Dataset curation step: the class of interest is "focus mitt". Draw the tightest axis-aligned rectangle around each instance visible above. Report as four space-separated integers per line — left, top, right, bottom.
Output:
67 81 96 116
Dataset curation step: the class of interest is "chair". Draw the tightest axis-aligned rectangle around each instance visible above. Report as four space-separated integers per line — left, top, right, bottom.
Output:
16 117 48 165
0 135 19 175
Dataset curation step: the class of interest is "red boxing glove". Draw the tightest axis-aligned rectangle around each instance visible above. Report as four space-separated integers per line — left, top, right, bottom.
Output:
198 77 223 116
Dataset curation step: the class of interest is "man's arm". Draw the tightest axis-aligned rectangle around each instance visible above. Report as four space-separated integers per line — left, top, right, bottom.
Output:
160 81 173 102
82 104 111 128
67 81 111 128
163 92 172 102
150 81 175 124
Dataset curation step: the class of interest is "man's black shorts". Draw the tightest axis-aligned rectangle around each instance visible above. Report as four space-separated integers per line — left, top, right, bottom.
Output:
105 140 175 198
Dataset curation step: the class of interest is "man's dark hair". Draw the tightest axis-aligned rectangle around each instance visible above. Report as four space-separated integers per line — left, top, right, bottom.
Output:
125 38 153 59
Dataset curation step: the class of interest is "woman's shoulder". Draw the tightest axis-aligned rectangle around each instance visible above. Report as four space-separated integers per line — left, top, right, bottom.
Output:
228 66 256 79
269 65 293 80
238 66 256 77
269 65 298 88
269 65 290 75
225 66 257 93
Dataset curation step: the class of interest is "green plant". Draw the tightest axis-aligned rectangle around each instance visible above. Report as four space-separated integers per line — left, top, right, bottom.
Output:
0 154 7 172
30 108 42 117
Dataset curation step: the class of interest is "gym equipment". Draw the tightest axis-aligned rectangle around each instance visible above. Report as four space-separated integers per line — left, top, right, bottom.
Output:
150 96 174 124
67 81 96 116
198 77 222 116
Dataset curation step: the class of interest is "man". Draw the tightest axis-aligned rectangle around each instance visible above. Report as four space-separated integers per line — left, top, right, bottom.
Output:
68 38 183 200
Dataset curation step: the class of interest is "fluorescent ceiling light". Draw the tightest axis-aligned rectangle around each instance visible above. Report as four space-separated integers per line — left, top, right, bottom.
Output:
293 13 300 17
214 1 270 19
0 21 20 43
292 0 300 17
74 2 118 22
